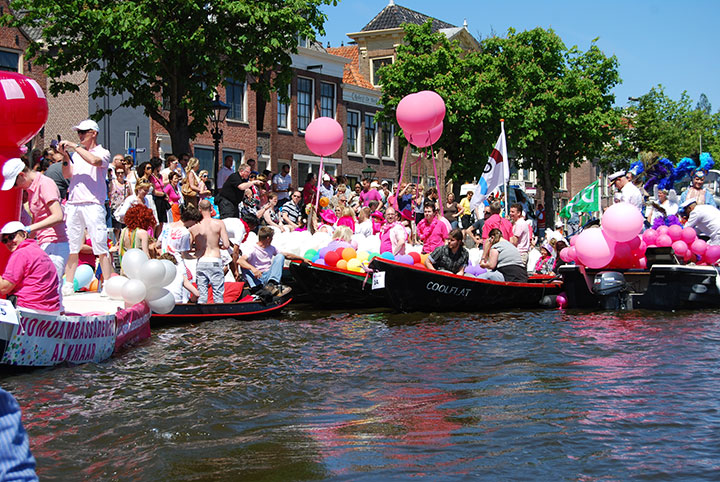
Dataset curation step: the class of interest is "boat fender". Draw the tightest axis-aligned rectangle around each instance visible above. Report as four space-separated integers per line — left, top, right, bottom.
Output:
692 284 708 295
539 295 557 308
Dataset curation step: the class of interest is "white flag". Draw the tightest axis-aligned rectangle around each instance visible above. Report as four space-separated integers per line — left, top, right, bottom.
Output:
470 123 509 211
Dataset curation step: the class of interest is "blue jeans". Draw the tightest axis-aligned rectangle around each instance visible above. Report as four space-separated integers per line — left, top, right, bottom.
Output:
243 254 285 289
196 260 225 304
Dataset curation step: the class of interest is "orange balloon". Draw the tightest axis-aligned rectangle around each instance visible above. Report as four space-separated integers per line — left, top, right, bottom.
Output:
420 254 429 265
336 259 348 270
88 278 99 292
319 197 329 208
342 247 357 261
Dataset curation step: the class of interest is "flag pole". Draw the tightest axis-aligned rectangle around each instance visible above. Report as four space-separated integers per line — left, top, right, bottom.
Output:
501 119 508 218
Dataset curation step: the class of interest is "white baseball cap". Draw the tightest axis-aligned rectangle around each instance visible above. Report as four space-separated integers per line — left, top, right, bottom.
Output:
1 221 27 235
1 158 26 191
72 119 100 132
608 170 626 182
323 174 331 181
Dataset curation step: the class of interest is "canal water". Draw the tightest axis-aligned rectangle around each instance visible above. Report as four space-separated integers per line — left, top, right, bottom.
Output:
3 307 720 480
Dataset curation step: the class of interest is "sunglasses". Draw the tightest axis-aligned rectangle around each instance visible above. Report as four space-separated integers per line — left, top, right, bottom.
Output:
77 129 91 134
145 166 152 170
1 233 16 244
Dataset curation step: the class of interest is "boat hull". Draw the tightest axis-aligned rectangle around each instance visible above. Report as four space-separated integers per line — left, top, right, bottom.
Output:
369 258 563 313
288 261 389 308
151 297 292 322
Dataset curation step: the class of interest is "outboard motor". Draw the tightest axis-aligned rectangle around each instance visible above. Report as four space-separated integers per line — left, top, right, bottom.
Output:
592 271 630 310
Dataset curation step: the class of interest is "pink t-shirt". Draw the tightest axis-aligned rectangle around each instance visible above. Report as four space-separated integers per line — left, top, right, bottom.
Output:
164 183 181 203
246 243 278 273
417 216 448 253
481 214 513 240
2 239 60 312
512 217 531 254
67 145 111 205
360 189 382 206
337 216 355 232
26 173 68 244
379 222 407 255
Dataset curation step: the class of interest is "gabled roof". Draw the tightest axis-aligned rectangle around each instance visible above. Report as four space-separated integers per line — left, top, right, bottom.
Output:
326 45 374 90
361 2 455 32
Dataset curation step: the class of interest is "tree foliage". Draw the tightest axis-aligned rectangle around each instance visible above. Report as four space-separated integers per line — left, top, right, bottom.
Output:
4 0 334 154
377 22 621 225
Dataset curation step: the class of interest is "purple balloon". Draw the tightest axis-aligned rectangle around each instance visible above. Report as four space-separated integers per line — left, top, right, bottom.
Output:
315 259 326 266
318 247 331 259
397 254 414 265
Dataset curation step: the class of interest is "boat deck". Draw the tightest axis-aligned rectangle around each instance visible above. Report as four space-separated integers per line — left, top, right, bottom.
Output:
63 292 127 315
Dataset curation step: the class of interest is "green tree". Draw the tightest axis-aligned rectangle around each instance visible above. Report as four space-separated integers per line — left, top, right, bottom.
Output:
4 0 334 154
377 23 621 225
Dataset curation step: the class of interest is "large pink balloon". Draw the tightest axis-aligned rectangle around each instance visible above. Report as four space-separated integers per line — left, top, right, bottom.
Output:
691 238 707 256
671 240 688 257
706 245 720 265
567 246 577 261
667 224 683 242
396 91 445 134
560 247 572 262
656 225 669 236
656 234 673 247
404 121 443 148
305 117 344 156
602 202 644 242
681 227 697 245
642 228 658 246
575 228 615 269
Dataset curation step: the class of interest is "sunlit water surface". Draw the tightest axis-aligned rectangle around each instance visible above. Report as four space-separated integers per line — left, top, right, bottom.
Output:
3 308 720 480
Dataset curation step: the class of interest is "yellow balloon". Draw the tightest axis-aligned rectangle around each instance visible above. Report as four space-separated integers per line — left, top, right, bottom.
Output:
350 266 364 273
347 258 361 270
356 250 369 262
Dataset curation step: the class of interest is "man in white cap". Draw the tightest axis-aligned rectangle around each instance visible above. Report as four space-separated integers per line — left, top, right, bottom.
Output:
318 173 334 199
609 170 643 211
58 119 113 295
0 221 60 315
1 158 69 305
681 198 720 245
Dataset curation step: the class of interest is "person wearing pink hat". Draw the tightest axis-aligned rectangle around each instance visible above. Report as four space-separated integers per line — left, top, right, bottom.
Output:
0 221 60 315
58 119 113 295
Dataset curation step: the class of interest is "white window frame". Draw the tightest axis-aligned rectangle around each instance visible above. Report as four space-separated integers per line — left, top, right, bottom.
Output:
124 131 137 153
347 109 360 155
364 113 377 158
0 48 21 73
381 122 394 160
320 81 336 119
297 77 314 132
226 79 247 122
559 172 567 191
277 84 291 131
371 56 393 87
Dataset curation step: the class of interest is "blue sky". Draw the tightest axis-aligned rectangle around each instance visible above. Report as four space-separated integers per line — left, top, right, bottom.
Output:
319 0 720 109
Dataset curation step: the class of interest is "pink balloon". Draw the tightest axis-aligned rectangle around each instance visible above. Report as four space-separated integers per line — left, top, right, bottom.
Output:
642 228 657 246
404 121 443 148
656 225 669 236
556 294 568 309
614 242 632 261
567 246 577 261
671 240 688 257
396 91 444 134
570 236 577 246
681 227 697 244
667 224 683 242
560 247 572 262
691 238 707 256
656 234 673 247
602 203 644 242
706 245 720 265
305 117 344 156
638 257 647 269
575 228 615 269
634 240 647 257
422 90 446 127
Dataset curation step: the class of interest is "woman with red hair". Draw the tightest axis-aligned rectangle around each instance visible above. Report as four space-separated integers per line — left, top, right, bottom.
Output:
119 204 156 261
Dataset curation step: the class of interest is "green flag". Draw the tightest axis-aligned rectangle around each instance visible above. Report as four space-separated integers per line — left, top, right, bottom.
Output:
559 180 600 219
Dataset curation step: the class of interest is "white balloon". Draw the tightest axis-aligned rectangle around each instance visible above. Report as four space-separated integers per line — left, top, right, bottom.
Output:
139 259 166 287
146 288 176 314
121 279 147 305
121 248 148 279
105 275 129 300
159 260 177 287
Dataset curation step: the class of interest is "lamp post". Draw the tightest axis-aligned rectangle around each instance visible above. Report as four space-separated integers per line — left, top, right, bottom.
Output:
209 93 229 192
361 165 376 181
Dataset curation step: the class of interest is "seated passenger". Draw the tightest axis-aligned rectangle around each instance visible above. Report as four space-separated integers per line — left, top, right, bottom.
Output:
417 200 449 254
379 207 407 256
158 253 199 303
240 226 306 297
425 228 468 275
478 228 529 282
533 243 555 275
0 221 60 315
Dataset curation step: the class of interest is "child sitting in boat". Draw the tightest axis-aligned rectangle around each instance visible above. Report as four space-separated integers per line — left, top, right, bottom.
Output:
0 221 61 315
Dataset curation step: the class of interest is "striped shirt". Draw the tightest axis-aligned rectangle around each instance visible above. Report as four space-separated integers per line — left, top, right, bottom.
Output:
281 200 302 224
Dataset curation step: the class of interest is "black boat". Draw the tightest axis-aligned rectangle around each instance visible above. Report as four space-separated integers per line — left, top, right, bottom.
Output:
288 260 389 308
368 258 563 312
151 297 292 323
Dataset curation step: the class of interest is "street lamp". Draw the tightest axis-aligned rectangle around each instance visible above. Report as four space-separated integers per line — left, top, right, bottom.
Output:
208 93 229 192
361 165 376 180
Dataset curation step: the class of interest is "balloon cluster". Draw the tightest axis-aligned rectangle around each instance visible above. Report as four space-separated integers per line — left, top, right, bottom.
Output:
104 249 177 314
396 91 445 147
304 246 430 272
72 264 98 292
559 202 720 269
464 264 488 277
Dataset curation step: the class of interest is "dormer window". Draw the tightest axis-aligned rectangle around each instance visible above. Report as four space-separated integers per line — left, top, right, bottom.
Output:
371 57 393 86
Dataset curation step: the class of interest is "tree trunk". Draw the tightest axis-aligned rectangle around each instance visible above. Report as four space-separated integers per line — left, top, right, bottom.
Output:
168 107 192 156
542 158 555 229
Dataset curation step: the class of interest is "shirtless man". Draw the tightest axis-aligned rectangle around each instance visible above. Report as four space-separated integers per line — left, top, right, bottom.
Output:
190 199 230 303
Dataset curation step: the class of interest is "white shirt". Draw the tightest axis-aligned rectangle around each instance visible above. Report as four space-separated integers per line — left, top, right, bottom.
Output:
685 205 720 245
356 220 373 237
167 260 190 303
619 182 644 211
67 145 111 205
218 166 234 189
512 217 531 254
160 223 192 263
114 194 158 223
272 173 292 202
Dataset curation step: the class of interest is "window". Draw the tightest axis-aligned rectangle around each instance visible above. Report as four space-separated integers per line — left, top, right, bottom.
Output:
0 50 19 72
226 79 245 121
371 57 393 86
222 150 243 170
559 172 567 191
381 122 394 158
193 146 215 184
347 110 360 154
320 82 336 118
364 113 376 156
297 77 313 131
277 85 290 130
124 131 137 153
